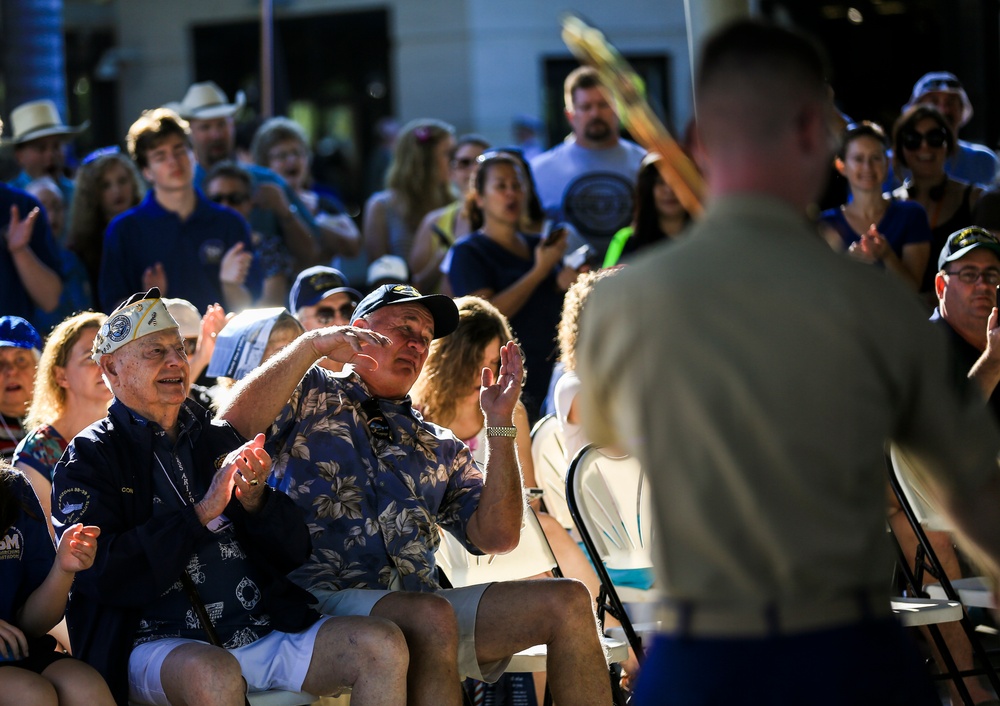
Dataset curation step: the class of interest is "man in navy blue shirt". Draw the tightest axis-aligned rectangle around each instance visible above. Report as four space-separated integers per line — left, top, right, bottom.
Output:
99 108 258 313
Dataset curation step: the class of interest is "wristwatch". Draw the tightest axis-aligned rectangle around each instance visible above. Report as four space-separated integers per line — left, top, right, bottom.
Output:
486 425 517 438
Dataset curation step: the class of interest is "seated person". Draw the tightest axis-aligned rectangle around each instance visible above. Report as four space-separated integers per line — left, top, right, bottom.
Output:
0 317 42 463
0 464 113 705
288 266 361 373
51 288 407 706
888 227 1000 705
219 284 613 706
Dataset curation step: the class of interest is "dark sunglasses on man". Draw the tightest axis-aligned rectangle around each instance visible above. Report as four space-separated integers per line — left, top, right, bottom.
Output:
210 192 251 207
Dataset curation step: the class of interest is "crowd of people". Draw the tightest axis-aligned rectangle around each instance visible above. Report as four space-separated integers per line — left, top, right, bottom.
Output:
4 15 1000 706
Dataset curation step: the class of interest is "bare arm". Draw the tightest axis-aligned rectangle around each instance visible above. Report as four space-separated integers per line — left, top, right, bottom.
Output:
6 206 61 312
513 401 541 513
316 212 361 258
465 342 525 554
363 193 390 262
255 182 321 267
19 524 99 637
218 326 389 439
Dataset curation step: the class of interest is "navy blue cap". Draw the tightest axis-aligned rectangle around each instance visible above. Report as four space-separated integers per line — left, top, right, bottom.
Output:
938 227 1000 270
0 316 42 351
289 266 362 316
353 284 458 339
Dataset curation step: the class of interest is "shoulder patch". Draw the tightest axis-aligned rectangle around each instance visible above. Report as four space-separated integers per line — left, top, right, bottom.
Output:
57 488 91 524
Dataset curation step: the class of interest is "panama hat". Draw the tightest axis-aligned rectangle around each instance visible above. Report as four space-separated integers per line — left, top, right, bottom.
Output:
163 81 246 120
7 99 88 145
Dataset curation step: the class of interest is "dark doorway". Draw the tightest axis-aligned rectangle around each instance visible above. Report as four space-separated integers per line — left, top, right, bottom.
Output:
192 9 392 211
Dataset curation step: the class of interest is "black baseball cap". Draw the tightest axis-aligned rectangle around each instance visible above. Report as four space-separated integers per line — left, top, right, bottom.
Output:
289 266 362 315
938 226 1000 270
353 284 458 339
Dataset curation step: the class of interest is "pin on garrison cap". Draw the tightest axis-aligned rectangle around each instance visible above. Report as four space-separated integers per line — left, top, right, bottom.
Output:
92 287 178 362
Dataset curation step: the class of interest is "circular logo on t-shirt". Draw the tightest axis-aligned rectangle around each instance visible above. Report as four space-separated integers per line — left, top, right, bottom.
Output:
562 172 635 240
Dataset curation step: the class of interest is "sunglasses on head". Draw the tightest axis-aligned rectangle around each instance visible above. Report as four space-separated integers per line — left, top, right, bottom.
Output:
314 302 357 325
210 192 250 206
901 126 949 151
361 398 391 444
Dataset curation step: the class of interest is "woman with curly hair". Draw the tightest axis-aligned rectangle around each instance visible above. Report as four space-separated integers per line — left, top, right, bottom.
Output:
363 119 455 263
65 150 145 307
0 465 111 705
13 312 111 525
556 268 623 462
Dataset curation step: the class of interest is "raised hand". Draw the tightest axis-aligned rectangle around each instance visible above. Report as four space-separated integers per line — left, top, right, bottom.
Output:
56 524 101 574
5 205 39 254
479 340 524 425
220 242 252 286
142 262 168 294
305 326 390 371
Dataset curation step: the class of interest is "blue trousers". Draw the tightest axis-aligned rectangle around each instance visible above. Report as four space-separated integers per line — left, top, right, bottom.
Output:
633 619 940 706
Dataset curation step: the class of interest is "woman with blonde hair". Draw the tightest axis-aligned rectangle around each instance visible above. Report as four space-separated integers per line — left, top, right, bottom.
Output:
65 150 145 307
13 312 111 523
363 118 456 263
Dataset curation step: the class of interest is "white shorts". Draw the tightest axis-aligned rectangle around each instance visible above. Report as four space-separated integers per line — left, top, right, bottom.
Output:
128 617 331 706
313 585 510 682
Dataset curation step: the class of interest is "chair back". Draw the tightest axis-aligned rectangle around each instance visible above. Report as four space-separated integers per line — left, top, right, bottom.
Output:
530 414 574 529
889 444 952 532
568 446 654 571
435 509 558 587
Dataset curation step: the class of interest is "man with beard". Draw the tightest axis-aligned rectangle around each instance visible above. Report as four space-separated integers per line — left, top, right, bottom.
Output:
530 66 646 257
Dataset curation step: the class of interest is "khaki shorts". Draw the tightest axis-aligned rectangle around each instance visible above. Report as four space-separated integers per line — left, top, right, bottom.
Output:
312 585 510 682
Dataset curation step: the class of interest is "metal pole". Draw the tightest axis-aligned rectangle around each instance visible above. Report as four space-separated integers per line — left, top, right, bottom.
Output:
260 0 274 118
683 0 750 120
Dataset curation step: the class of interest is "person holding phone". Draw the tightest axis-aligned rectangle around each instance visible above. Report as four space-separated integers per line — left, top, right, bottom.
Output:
448 153 579 421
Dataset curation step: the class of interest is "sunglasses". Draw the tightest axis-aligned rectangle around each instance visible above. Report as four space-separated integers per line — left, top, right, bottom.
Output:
361 398 391 444
314 302 357 325
210 192 250 206
901 126 949 151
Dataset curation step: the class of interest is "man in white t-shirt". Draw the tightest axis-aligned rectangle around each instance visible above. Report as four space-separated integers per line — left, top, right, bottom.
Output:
530 66 646 256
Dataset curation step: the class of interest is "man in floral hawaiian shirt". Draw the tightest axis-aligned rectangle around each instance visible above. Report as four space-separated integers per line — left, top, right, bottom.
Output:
220 284 611 706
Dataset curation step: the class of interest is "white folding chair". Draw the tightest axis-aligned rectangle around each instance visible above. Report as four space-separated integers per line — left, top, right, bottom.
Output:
530 414 574 530
886 445 1000 703
566 446 660 660
434 508 630 703
889 445 995 608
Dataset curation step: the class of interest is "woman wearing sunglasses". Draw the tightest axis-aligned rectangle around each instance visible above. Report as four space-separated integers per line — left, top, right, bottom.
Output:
892 105 982 296
818 122 931 290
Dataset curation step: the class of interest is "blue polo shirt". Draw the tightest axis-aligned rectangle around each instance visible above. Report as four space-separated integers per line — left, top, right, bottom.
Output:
0 470 55 624
0 184 61 325
99 190 260 313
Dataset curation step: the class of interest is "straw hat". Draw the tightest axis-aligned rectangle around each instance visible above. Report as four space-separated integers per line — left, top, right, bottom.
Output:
7 99 88 145
163 81 246 120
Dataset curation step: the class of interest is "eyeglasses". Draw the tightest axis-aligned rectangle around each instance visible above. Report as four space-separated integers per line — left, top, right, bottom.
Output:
268 147 306 162
314 302 357 325
901 126 949 151
0 355 35 373
361 398 391 444
210 192 250 206
943 268 1000 286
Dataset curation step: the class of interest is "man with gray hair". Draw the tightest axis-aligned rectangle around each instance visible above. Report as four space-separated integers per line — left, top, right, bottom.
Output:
51 287 407 706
